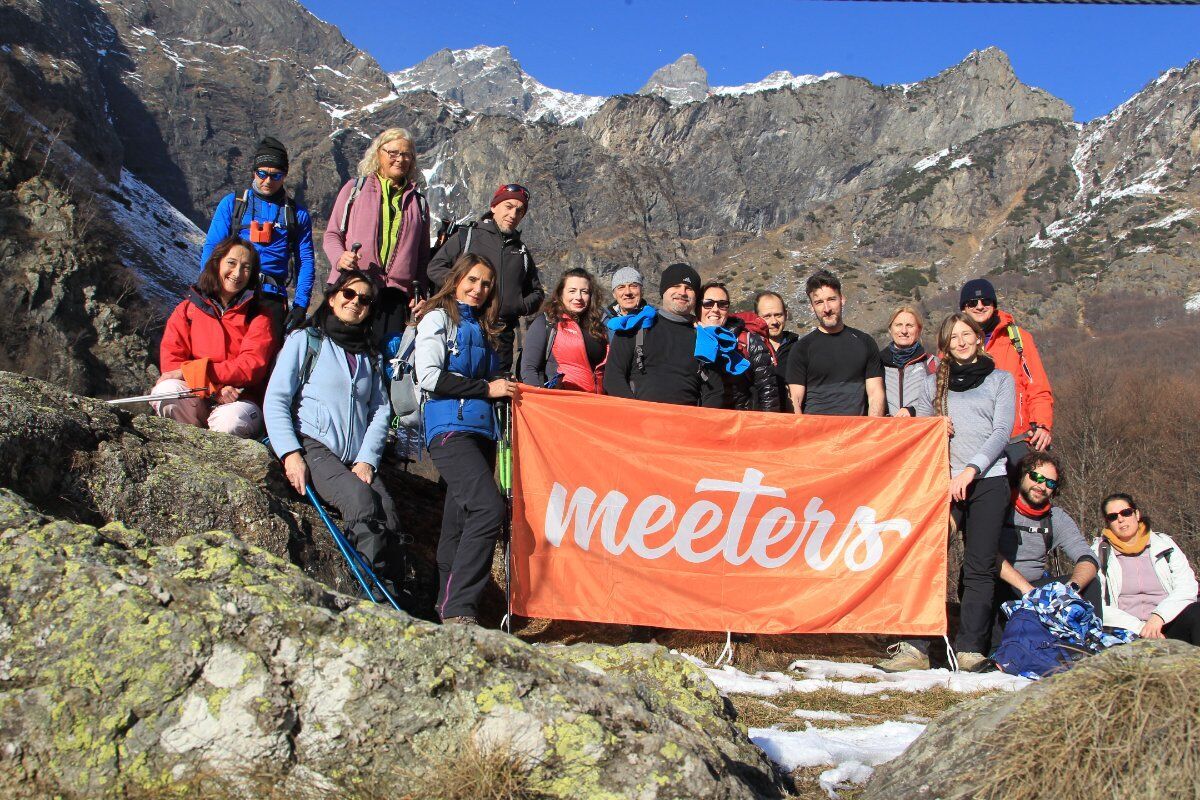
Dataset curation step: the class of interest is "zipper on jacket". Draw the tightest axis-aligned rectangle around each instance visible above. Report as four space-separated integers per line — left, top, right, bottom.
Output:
457 399 465 420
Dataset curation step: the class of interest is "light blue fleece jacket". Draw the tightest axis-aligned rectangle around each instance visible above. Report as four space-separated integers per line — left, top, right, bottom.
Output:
927 368 1015 479
263 329 390 468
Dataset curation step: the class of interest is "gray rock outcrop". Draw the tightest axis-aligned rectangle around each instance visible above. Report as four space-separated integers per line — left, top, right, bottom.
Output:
0 488 788 798
639 54 710 105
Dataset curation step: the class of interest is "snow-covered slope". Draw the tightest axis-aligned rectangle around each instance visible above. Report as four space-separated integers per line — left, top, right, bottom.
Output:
711 70 841 97
103 169 204 305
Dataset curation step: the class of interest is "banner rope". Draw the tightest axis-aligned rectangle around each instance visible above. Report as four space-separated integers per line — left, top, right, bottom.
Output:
712 631 735 667
943 635 960 672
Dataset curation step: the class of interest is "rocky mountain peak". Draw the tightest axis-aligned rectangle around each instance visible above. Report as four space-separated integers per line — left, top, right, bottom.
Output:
389 44 606 125
639 53 709 104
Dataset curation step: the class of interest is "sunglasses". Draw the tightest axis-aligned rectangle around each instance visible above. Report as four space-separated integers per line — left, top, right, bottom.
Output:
338 288 374 306
254 169 286 181
962 298 995 310
498 183 530 201
1105 507 1137 523
701 299 731 310
1025 470 1059 491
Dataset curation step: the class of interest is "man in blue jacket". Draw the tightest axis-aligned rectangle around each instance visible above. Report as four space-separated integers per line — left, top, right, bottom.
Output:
201 137 315 336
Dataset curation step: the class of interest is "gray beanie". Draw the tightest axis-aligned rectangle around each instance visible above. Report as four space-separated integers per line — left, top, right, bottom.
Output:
610 267 644 291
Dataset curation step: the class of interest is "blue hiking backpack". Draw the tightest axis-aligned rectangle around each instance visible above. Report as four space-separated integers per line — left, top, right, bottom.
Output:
991 608 1090 679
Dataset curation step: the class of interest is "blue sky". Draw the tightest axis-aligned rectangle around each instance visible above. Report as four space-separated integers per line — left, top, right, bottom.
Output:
303 0 1199 121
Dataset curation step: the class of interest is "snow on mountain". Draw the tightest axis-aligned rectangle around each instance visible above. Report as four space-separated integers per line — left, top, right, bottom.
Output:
104 169 204 304
389 45 605 125
711 70 840 97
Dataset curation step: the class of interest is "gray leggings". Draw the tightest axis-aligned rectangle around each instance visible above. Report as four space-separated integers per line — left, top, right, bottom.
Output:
302 435 400 581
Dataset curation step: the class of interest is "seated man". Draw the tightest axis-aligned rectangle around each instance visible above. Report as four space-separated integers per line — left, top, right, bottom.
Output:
995 451 1100 639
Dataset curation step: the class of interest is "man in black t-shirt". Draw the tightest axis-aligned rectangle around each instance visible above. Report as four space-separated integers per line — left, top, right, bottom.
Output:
786 269 885 416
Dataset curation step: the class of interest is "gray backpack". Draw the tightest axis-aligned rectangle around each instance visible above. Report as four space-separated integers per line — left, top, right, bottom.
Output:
387 318 457 429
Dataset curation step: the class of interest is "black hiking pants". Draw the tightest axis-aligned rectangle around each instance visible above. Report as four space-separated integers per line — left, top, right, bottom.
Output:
372 286 411 350
429 431 504 620
1163 602 1200 646
302 436 400 585
954 475 1008 654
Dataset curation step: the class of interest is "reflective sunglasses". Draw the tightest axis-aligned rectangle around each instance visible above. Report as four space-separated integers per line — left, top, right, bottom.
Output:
338 287 374 306
1025 470 1059 491
498 183 530 202
254 169 286 181
962 298 995 310
1105 507 1137 523
701 299 731 310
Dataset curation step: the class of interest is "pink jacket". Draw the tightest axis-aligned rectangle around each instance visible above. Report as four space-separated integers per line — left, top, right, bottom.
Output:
323 174 431 294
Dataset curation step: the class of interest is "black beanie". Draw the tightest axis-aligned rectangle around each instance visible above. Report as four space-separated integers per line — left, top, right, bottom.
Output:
659 263 701 296
959 278 997 308
253 137 289 172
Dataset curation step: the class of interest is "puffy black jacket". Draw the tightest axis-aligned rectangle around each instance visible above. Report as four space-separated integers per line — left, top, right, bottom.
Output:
427 214 544 321
772 331 800 413
721 317 780 412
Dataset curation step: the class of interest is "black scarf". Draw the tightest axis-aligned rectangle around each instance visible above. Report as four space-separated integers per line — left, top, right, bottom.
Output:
948 358 995 392
981 313 1001 337
320 314 374 355
882 341 925 369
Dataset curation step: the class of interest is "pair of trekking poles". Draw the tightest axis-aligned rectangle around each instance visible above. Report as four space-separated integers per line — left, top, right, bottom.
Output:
308 398 515 631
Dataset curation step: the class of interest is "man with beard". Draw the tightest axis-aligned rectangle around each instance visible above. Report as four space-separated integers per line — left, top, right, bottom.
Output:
959 278 1054 452
604 263 723 407
428 183 544 372
994 451 1099 632
755 290 799 413
785 270 884 416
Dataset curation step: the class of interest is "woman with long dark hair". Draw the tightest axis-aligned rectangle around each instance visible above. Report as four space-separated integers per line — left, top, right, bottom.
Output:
930 312 1015 670
519 267 608 391
263 269 401 595
413 253 517 625
151 237 278 437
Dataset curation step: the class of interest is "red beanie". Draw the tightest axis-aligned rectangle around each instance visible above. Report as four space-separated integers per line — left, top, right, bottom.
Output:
490 183 530 209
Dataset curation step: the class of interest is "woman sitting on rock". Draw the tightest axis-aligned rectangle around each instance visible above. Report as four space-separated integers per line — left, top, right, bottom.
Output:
519 267 608 391
413 253 516 625
262 269 400 596
151 237 278 437
1093 493 1200 645
930 312 1015 670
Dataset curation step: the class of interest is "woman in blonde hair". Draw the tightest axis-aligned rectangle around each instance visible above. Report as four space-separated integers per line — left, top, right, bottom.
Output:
881 306 937 417
929 312 1015 670
323 127 430 342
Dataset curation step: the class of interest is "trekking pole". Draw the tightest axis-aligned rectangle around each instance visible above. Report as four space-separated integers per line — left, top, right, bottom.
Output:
106 388 205 405
498 400 514 633
305 485 403 612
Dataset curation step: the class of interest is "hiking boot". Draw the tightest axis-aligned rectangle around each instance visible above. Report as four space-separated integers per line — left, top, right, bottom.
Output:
876 641 930 672
955 651 990 672
442 615 478 626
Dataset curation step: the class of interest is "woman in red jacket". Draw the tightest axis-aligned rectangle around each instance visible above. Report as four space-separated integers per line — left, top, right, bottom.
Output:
150 238 280 437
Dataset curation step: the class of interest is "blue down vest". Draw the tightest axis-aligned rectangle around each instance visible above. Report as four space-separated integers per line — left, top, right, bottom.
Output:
422 303 500 446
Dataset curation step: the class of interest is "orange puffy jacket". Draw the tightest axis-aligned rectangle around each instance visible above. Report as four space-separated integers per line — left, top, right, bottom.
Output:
984 309 1054 438
159 287 279 404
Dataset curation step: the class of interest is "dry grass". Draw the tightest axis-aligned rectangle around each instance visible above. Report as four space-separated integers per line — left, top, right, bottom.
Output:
728 686 990 732
977 644 1200 800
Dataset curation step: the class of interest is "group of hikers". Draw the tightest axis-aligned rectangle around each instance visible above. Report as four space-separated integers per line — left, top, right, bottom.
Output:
147 131 1198 671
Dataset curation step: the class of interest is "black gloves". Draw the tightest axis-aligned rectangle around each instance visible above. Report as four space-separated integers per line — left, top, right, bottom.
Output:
285 304 307 332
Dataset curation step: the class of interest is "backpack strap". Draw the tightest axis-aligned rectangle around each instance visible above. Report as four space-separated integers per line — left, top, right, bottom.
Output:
1007 323 1033 381
635 326 647 374
1099 538 1112 606
544 317 558 369
300 327 323 387
284 196 299 289
230 190 251 235
338 176 368 234
463 225 474 256
417 192 429 225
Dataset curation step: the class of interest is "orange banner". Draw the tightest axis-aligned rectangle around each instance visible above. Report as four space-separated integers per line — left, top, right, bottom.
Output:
511 387 950 635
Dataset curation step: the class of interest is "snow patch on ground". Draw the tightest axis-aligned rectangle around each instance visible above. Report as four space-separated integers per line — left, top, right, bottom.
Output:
703 660 1029 697
1186 293 1200 314
949 155 973 170
750 721 925 772
1141 208 1195 229
104 169 203 304
913 149 950 172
